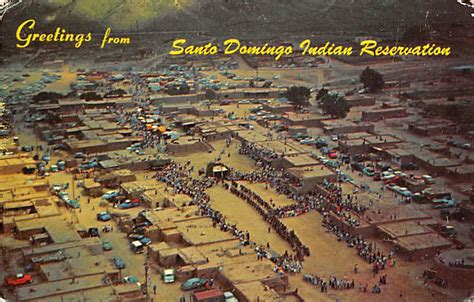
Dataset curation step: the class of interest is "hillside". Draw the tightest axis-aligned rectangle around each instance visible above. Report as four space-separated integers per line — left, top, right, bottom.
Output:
2 0 473 37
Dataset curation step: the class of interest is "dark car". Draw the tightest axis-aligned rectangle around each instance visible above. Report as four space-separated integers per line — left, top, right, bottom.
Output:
97 212 112 221
88 227 100 237
21 146 34 152
180 277 209 291
112 257 126 269
351 162 365 171
101 240 113 251
22 166 36 174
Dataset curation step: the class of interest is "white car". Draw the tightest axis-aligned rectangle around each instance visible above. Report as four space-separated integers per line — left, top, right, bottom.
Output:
422 175 435 184
381 172 395 180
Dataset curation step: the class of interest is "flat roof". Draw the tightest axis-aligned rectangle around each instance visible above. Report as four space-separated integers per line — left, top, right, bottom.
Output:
16 275 111 301
238 130 270 143
446 164 474 175
378 221 434 239
222 260 276 284
364 205 431 225
363 135 401 145
385 148 415 157
340 138 366 147
257 140 306 156
41 254 118 281
287 165 335 180
396 233 451 252
22 237 101 257
234 281 281 302
283 154 319 167
283 112 327 122
15 217 82 243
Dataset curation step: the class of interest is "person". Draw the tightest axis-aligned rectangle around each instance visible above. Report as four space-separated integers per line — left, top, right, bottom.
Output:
153 284 157 294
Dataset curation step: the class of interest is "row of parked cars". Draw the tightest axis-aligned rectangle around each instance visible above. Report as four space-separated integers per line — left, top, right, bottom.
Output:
102 191 142 209
351 161 460 209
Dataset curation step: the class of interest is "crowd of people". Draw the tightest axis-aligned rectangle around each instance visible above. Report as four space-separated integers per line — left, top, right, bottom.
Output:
234 142 400 280
228 182 309 269
145 134 399 295
304 274 355 292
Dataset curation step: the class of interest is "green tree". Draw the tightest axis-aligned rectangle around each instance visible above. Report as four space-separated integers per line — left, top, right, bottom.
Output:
287 86 311 108
316 88 329 100
32 91 65 102
360 67 385 92
80 92 102 101
320 93 351 118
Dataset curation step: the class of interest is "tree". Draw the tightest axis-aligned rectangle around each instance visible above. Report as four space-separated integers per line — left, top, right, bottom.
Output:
360 67 385 93
105 89 127 97
319 93 351 118
80 92 102 101
316 88 329 101
287 86 311 108
205 89 217 100
32 91 65 102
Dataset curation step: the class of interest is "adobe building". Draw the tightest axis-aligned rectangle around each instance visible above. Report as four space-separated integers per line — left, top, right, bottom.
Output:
433 249 474 289
321 119 374 135
274 154 320 170
383 147 416 166
361 107 407 122
286 165 336 193
281 112 330 127
345 94 376 107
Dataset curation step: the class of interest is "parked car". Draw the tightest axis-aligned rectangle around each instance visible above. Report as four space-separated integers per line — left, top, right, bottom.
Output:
123 276 140 286
162 269 175 283
328 150 337 159
383 176 400 185
325 160 339 169
181 277 209 291
74 152 86 159
112 257 126 269
101 240 112 251
22 166 36 174
4 274 32 286
351 162 365 171
88 227 100 237
422 175 435 184
315 139 328 148
224 292 239 302
432 198 457 209
102 191 119 200
300 138 316 145
292 133 308 140
21 145 33 152
117 200 140 209
363 167 375 177
395 187 413 197
97 212 111 221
